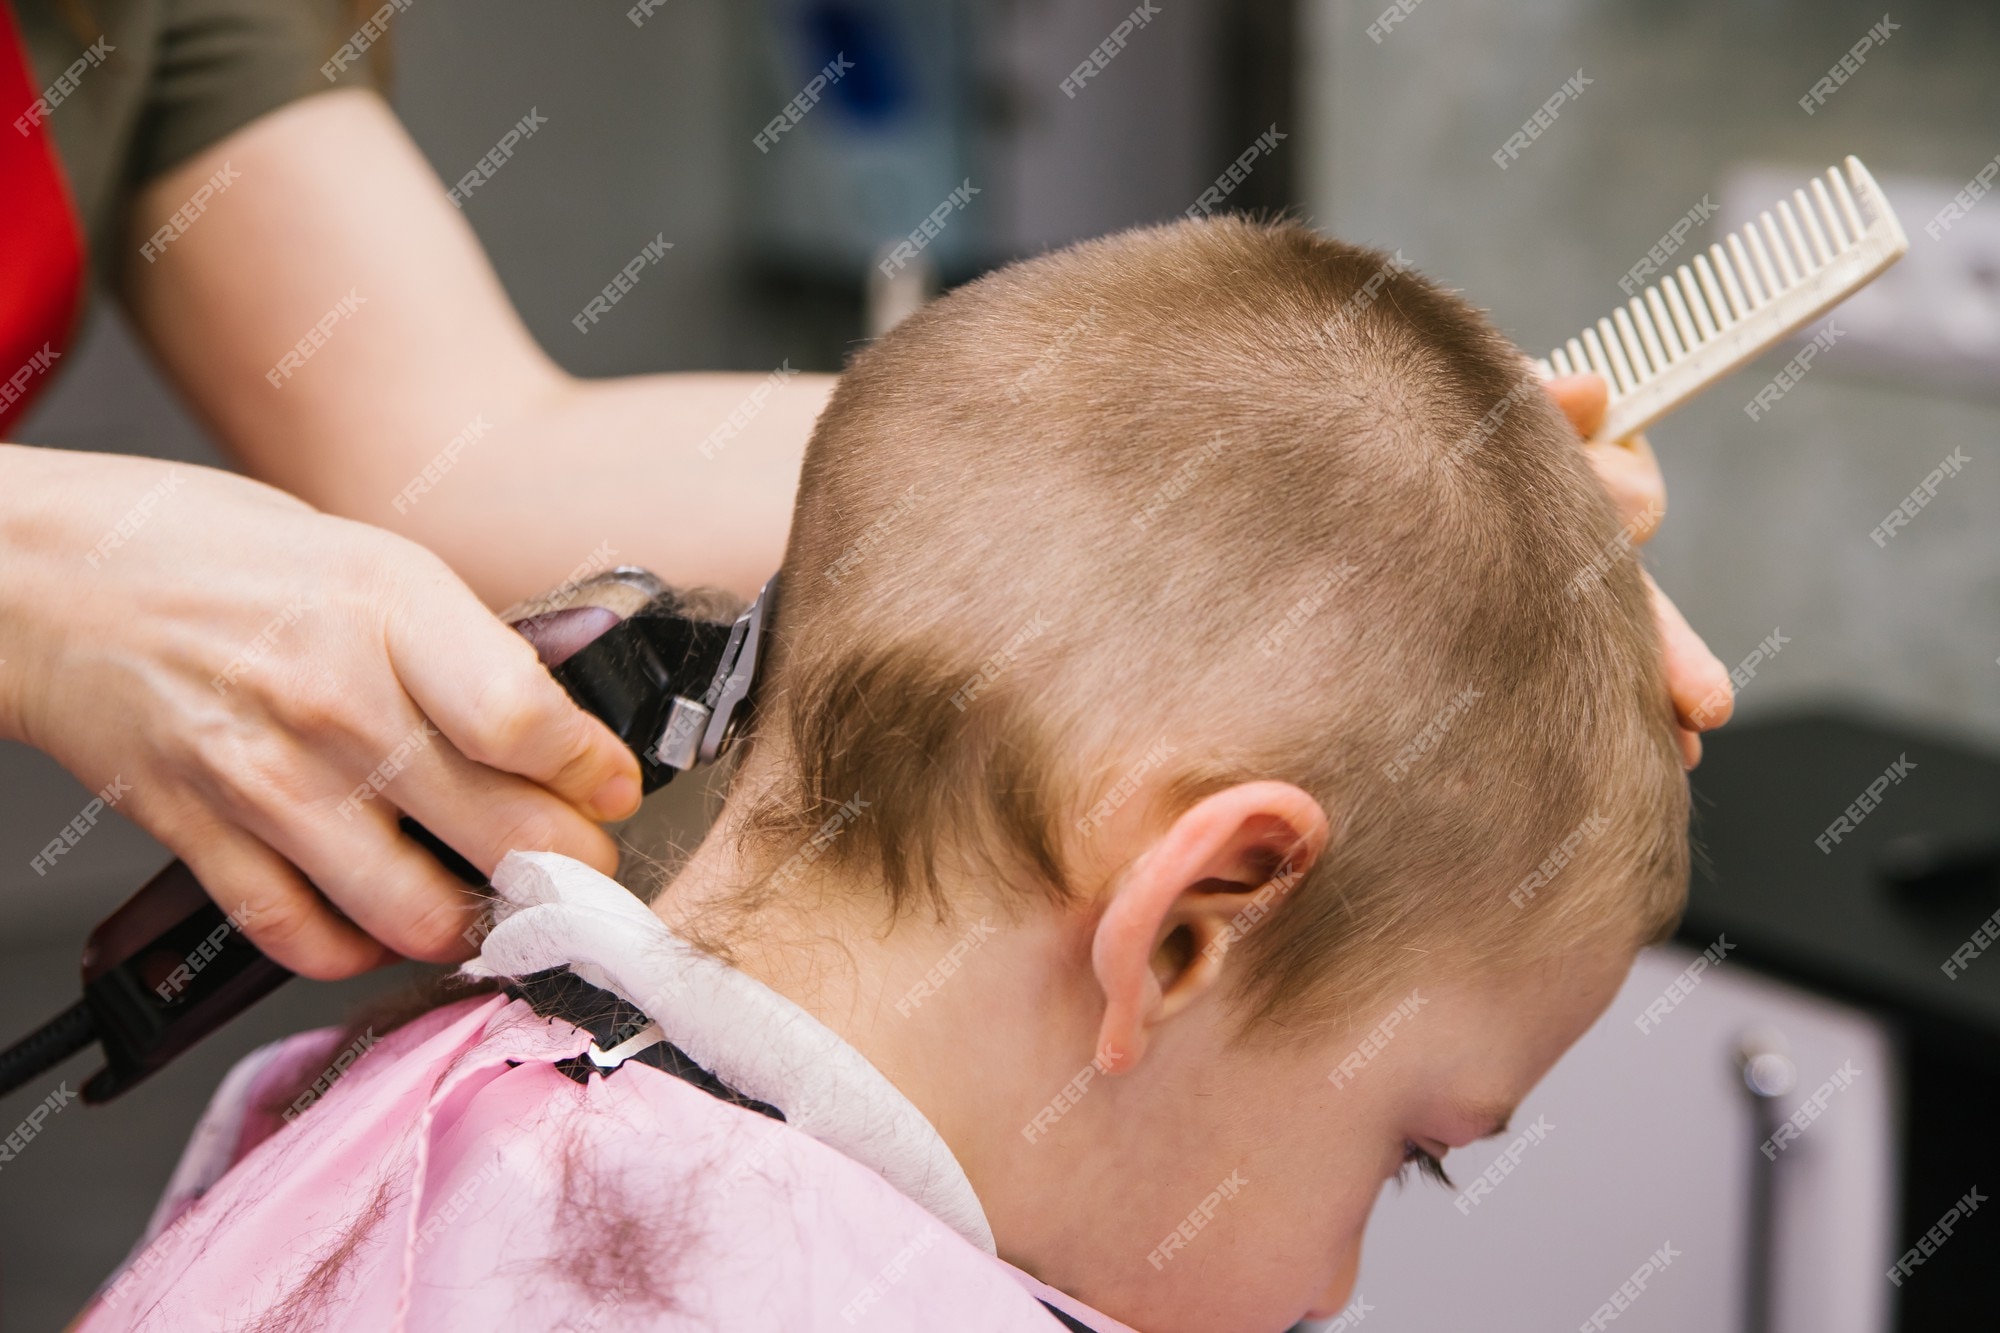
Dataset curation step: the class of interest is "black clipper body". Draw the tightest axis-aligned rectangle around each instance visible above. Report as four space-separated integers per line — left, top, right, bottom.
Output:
1 568 775 1103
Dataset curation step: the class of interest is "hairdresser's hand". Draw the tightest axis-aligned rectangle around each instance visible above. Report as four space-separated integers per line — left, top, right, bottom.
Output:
0 446 640 978
1543 374 1731 768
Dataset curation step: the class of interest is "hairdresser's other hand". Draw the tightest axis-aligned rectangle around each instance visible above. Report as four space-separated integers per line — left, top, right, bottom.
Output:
0 446 639 978
1542 373 1731 768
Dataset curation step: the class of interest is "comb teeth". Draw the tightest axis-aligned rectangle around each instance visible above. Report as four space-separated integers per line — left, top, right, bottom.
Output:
1535 156 1908 443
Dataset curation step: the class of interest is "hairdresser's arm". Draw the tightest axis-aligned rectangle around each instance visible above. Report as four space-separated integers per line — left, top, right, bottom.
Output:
120 88 829 610
1545 374 1731 766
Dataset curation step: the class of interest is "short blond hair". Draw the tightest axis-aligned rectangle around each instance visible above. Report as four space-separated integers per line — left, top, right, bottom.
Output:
733 218 1687 1032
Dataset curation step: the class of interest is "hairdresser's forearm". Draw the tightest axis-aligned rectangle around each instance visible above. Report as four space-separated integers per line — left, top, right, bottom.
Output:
0 443 64 745
366 369 830 606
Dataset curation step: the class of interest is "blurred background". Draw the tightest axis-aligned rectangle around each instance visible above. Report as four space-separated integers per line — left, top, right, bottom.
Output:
3 0 1997 1328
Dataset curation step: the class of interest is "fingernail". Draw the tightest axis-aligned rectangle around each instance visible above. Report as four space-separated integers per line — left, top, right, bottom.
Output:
589 773 641 820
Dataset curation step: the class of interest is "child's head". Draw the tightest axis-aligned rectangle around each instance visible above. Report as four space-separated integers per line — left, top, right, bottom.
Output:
663 218 1688 1330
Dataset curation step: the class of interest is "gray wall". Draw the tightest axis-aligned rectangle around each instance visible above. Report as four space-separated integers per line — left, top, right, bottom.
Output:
394 0 750 375
1305 0 2000 746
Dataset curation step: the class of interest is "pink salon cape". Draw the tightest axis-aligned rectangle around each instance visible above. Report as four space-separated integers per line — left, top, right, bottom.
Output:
77 851 1137 1333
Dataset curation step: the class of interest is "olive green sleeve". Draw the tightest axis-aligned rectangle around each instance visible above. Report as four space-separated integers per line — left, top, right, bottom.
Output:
124 0 381 184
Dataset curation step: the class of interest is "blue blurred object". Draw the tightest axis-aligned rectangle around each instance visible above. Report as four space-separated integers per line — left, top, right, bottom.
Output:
797 2 911 123
739 0 973 280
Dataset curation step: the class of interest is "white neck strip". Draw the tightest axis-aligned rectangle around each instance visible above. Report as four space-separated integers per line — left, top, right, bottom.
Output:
462 850 996 1254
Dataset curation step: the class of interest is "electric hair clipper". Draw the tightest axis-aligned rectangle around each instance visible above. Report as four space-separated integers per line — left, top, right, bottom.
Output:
0 568 775 1103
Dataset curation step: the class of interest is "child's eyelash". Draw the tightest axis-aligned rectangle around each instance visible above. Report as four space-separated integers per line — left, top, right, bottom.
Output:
1398 1141 1454 1190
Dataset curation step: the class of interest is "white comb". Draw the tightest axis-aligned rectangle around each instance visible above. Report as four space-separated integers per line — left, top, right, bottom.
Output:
1537 155 1907 444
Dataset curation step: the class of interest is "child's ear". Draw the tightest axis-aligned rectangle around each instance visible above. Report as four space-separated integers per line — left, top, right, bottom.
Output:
1090 781 1327 1073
